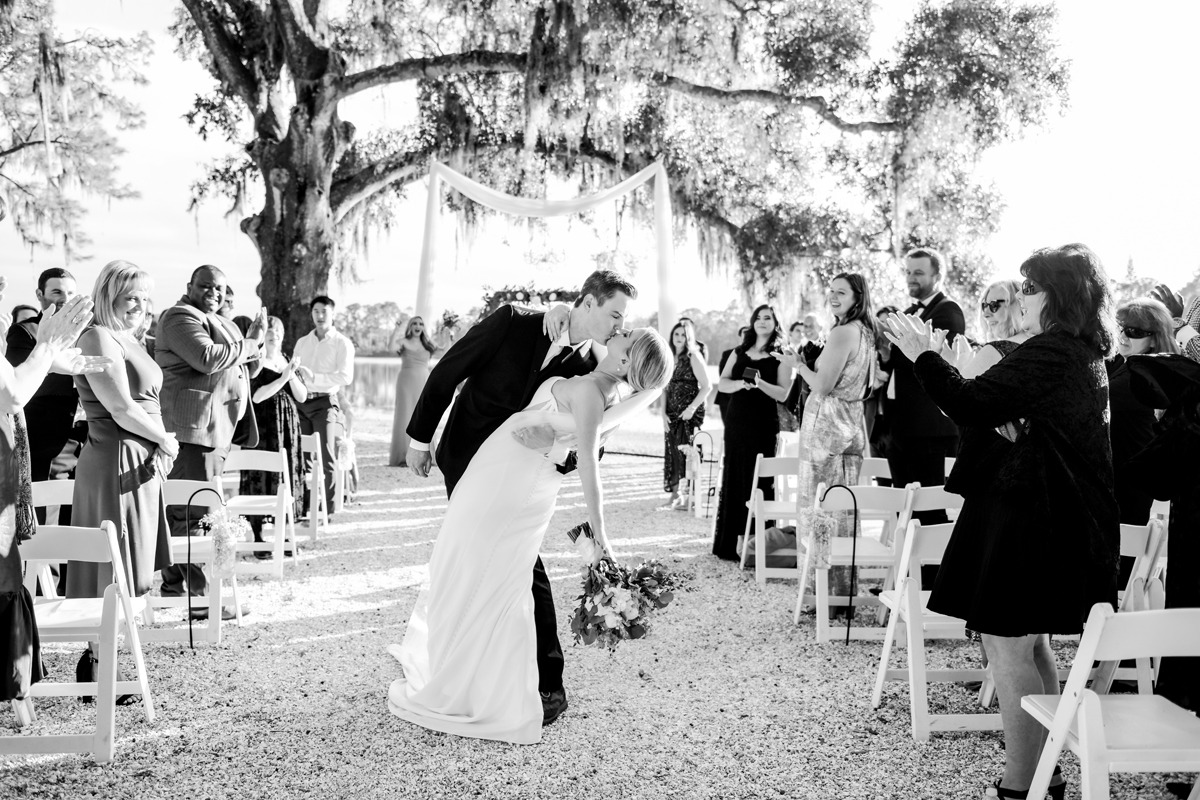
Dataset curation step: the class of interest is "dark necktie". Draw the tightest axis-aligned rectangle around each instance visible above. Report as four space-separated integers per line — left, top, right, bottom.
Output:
542 346 572 376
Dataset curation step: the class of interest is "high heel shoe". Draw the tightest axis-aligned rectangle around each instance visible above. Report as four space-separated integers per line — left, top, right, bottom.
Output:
76 647 138 706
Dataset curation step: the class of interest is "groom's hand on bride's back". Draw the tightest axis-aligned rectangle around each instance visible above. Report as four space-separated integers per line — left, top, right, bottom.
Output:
407 449 433 478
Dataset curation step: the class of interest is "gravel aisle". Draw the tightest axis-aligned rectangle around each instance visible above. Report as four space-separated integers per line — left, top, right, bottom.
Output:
1 409 1183 799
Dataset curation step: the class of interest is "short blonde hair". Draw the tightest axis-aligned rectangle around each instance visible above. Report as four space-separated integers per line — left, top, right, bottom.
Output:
92 260 153 337
627 328 674 393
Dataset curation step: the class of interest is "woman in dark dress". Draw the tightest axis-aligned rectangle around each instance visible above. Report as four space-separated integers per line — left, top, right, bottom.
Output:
0 287 105 707
661 321 711 509
1107 298 1177 524
241 317 307 548
712 305 789 561
886 244 1119 800
69 262 178 690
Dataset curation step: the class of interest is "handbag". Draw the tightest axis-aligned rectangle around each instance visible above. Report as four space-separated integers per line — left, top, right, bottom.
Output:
799 483 860 644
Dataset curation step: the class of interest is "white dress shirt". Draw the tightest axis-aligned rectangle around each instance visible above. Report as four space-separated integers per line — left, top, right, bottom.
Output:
293 327 355 396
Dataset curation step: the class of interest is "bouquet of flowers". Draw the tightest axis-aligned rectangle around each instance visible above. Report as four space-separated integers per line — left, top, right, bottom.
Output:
566 522 684 651
199 507 253 575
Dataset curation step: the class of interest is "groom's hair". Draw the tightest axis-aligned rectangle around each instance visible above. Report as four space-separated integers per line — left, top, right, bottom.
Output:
575 270 637 307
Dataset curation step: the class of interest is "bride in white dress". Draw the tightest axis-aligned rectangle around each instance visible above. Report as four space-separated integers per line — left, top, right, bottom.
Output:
387 327 674 744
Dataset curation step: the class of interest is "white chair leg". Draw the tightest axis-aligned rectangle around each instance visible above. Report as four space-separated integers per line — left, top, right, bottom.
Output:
794 545 814 625
905 589 930 741
121 609 155 723
872 598 902 709
230 576 243 625
95 595 119 763
1187 780 1200 800
209 568 223 644
815 568 831 644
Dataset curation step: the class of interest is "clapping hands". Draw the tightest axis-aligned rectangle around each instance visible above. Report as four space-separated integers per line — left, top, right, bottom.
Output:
884 313 947 362
40 295 113 375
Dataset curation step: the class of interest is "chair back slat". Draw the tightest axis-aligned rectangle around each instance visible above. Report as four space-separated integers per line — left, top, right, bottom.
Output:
224 448 287 475
909 485 964 512
19 524 113 563
755 456 801 479
1089 606 1200 662
161 479 224 509
1119 522 1153 559
817 484 911 514
31 479 76 508
905 522 956 570
858 458 891 484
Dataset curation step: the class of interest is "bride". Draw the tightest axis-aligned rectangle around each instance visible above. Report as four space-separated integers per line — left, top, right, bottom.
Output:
388 327 673 744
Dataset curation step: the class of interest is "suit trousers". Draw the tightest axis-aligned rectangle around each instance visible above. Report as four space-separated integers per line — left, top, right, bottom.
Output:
444 468 565 695
160 442 225 596
26 396 78 525
297 395 339 510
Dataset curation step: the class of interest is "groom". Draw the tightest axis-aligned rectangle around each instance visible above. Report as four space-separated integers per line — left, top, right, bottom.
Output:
406 269 637 725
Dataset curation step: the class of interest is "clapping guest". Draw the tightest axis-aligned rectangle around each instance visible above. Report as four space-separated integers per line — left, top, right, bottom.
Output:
1151 283 1200 362
712 305 789 561
886 244 1119 799
67 261 177 695
1108 298 1177 524
389 316 447 468
660 321 712 509
242 317 307 555
0 279 105 707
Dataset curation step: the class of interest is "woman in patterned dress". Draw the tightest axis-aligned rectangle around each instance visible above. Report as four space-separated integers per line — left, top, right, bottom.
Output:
660 321 711 509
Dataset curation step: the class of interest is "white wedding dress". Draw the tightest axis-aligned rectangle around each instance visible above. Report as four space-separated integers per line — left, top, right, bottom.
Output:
388 376 660 744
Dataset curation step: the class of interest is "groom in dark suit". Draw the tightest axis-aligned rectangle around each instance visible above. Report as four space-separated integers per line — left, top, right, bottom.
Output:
406 269 637 726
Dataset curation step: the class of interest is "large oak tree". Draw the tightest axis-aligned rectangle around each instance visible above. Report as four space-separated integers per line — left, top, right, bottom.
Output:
175 0 1067 336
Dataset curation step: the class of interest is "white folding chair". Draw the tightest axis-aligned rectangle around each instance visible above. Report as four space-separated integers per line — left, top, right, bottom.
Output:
1024 604 1200 800
869 520 1000 740
30 479 75 599
739 454 801 584
793 482 917 640
858 458 891 486
299 433 328 543
220 448 297 579
1 522 154 763
142 479 241 643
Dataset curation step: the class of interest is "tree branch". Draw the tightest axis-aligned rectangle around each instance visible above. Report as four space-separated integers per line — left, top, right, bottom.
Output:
181 0 261 113
649 72 901 135
270 0 329 82
331 149 430 224
0 137 64 161
339 51 527 99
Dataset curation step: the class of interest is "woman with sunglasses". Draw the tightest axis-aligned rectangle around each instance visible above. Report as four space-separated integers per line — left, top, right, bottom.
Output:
1108 298 1178 525
886 244 1119 800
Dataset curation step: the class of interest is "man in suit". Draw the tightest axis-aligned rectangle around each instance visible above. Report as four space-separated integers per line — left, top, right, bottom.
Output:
406 269 636 727
5 268 84 522
881 247 966 523
156 265 264 609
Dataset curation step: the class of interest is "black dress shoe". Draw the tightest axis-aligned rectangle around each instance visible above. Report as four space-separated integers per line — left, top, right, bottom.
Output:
541 688 568 726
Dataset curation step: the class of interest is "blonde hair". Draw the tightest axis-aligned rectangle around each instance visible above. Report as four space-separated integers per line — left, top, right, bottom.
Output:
979 279 1022 340
92 260 154 338
626 328 674 393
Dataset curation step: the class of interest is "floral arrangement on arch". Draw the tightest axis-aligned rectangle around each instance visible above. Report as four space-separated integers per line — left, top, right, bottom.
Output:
478 285 580 321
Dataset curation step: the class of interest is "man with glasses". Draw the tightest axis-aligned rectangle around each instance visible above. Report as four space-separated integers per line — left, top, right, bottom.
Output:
881 247 966 525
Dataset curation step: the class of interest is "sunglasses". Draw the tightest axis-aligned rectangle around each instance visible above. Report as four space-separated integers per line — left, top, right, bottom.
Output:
1020 279 1042 296
1119 325 1153 340
980 299 1007 313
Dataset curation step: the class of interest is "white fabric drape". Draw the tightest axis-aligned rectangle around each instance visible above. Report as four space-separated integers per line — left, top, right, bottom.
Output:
416 161 676 334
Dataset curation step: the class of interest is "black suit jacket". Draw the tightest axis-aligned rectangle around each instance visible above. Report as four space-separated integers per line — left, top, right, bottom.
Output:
406 305 597 492
5 315 80 476
881 291 966 439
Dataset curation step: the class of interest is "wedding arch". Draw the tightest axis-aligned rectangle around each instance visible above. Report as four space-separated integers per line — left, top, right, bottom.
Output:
415 161 677 334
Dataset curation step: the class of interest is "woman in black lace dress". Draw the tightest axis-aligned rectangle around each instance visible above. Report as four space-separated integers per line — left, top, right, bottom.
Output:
661 322 711 509
712 305 789 561
240 317 307 551
886 245 1119 800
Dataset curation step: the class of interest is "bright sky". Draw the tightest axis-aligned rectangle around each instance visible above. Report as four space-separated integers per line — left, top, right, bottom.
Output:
2 1 1198 318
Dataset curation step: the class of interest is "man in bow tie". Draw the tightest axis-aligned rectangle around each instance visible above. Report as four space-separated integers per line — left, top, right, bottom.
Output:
881 248 966 524
405 269 635 727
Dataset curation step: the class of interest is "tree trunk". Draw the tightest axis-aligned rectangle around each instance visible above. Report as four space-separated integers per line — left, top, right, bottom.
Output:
241 69 349 346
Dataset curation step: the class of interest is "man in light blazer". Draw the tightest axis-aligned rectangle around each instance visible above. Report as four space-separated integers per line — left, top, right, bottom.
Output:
156 265 265 605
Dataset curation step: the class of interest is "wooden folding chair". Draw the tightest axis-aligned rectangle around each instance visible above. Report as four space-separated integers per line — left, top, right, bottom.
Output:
142 479 241 643
738 454 801 584
299 433 328 543
793 482 917 639
1 522 154 763
220 448 297 579
1024 604 1200 800
869 519 1000 740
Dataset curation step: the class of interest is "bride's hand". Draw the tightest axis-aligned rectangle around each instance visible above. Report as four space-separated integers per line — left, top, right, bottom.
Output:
511 423 574 451
542 304 571 339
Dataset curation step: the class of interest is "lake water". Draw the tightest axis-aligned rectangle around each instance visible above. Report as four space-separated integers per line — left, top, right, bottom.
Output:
348 357 407 409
